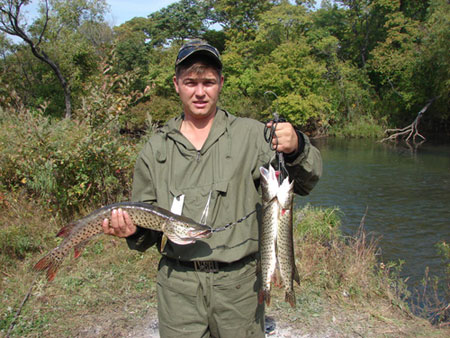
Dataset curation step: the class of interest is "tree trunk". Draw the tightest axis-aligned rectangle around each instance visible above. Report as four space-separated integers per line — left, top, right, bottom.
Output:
29 46 72 118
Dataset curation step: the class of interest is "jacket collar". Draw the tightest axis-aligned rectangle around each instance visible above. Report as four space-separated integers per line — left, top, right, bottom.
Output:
161 108 235 156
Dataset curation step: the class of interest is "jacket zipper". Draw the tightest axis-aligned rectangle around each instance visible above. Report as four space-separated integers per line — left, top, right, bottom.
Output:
196 150 201 162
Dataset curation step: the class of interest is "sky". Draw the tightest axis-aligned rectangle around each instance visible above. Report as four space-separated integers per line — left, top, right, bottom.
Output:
106 0 178 26
21 0 178 26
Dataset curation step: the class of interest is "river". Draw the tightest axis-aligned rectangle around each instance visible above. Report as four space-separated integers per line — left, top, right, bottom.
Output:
299 137 450 294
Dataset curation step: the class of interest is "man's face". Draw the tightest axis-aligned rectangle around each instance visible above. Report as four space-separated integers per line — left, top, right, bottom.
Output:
173 67 224 120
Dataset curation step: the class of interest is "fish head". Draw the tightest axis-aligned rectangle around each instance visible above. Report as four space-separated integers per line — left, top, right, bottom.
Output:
164 218 212 245
277 176 294 208
260 165 279 200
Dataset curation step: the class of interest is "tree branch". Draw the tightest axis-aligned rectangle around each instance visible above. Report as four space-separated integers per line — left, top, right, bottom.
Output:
380 97 438 144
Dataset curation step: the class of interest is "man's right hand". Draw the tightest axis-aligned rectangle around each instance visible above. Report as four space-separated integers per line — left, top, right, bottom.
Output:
102 208 137 238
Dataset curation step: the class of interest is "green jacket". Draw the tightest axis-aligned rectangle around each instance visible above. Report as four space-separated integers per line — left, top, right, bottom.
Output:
127 109 322 262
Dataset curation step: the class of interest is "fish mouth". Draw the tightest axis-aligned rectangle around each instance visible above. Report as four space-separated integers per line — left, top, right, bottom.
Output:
188 228 212 239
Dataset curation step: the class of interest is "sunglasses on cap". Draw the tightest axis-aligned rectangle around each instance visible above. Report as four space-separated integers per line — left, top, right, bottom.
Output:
175 40 222 69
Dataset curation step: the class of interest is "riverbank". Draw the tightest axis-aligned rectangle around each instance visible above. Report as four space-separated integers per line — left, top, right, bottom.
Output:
1 195 448 337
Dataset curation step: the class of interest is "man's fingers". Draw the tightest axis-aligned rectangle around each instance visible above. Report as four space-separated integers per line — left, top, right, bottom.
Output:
102 209 136 237
102 218 111 234
122 210 132 227
270 122 298 154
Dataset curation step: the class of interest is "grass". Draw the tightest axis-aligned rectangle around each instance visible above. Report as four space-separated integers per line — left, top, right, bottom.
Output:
1 193 449 337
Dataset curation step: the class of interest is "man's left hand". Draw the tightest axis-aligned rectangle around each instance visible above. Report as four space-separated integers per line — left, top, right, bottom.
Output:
266 122 298 154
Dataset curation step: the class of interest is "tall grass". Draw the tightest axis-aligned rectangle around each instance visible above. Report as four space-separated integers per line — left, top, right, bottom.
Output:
295 205 409 306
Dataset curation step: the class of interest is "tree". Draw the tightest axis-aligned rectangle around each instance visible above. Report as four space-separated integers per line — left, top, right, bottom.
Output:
0 0 110 118
0 0 73 117
208 0 274 39
369 0 449 132
147 0 209 46
334 0 398 67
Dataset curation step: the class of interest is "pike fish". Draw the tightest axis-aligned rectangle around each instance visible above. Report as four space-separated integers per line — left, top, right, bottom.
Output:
259 165 300 307
33 202 212 281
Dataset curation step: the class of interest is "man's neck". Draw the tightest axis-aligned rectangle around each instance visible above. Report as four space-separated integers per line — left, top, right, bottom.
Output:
180 110 216 150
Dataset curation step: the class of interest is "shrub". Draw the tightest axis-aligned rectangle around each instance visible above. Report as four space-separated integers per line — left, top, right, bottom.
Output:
329 114 386 138
0 108 137 217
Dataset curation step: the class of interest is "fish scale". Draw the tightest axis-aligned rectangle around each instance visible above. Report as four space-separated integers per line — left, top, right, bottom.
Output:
33 202 212 281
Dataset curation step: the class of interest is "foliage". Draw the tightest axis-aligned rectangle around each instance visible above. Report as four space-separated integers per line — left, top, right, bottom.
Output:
208 0 273 35
147 0 209 45
0 0 113 118
74 56 147 129
1 0 449 135
0 107 137 217
369 0 449 127
329 114 386 138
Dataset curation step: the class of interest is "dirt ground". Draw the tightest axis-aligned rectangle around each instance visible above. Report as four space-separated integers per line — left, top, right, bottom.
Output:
78 304 448 338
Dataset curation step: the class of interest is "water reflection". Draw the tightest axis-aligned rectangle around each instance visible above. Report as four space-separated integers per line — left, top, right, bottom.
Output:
299 137 450 291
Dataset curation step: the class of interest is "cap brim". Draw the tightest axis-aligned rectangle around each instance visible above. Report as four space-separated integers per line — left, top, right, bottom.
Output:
176 48 222 69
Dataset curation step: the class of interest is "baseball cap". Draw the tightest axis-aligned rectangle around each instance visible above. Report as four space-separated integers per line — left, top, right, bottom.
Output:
175 40 222 70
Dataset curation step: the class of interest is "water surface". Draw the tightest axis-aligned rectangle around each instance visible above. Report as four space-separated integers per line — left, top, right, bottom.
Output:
299 137 450 289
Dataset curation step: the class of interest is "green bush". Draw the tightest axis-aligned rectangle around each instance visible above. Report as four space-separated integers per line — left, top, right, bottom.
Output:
329 114 386 138
0 108 137 216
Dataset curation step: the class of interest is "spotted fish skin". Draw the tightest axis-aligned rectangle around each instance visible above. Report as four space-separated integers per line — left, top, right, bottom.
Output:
258 165 299 307
33 202 212 281
276 175 299 307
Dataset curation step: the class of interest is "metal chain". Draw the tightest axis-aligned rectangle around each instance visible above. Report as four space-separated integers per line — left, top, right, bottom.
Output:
211 209 257 233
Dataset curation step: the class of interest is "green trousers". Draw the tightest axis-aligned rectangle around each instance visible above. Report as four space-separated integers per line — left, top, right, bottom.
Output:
156 255 265 338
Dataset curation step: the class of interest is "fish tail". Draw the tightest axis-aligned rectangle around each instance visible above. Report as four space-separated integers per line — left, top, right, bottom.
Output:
33 251 61 282
285 290 296 308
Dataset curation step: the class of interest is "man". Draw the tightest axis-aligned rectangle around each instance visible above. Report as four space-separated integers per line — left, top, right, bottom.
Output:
102 40 322 337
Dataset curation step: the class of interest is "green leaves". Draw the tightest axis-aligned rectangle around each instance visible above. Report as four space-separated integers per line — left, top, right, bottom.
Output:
0 108 137 217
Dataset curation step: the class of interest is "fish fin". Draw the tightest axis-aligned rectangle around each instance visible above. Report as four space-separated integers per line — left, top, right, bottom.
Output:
56 222 76 237
285 290 296 308
258 289 271 306
74 241 88 259
160 234 168 251
258 290 264 305
265 291 271 306
33 252 61 282
293 264 300 285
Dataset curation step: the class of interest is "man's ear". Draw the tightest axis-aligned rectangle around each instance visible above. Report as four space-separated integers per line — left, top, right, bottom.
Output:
219 75 224 90
173 76 179 94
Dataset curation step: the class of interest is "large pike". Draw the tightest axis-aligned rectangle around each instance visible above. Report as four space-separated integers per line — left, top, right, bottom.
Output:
33 202 212 281
259 165 300 307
